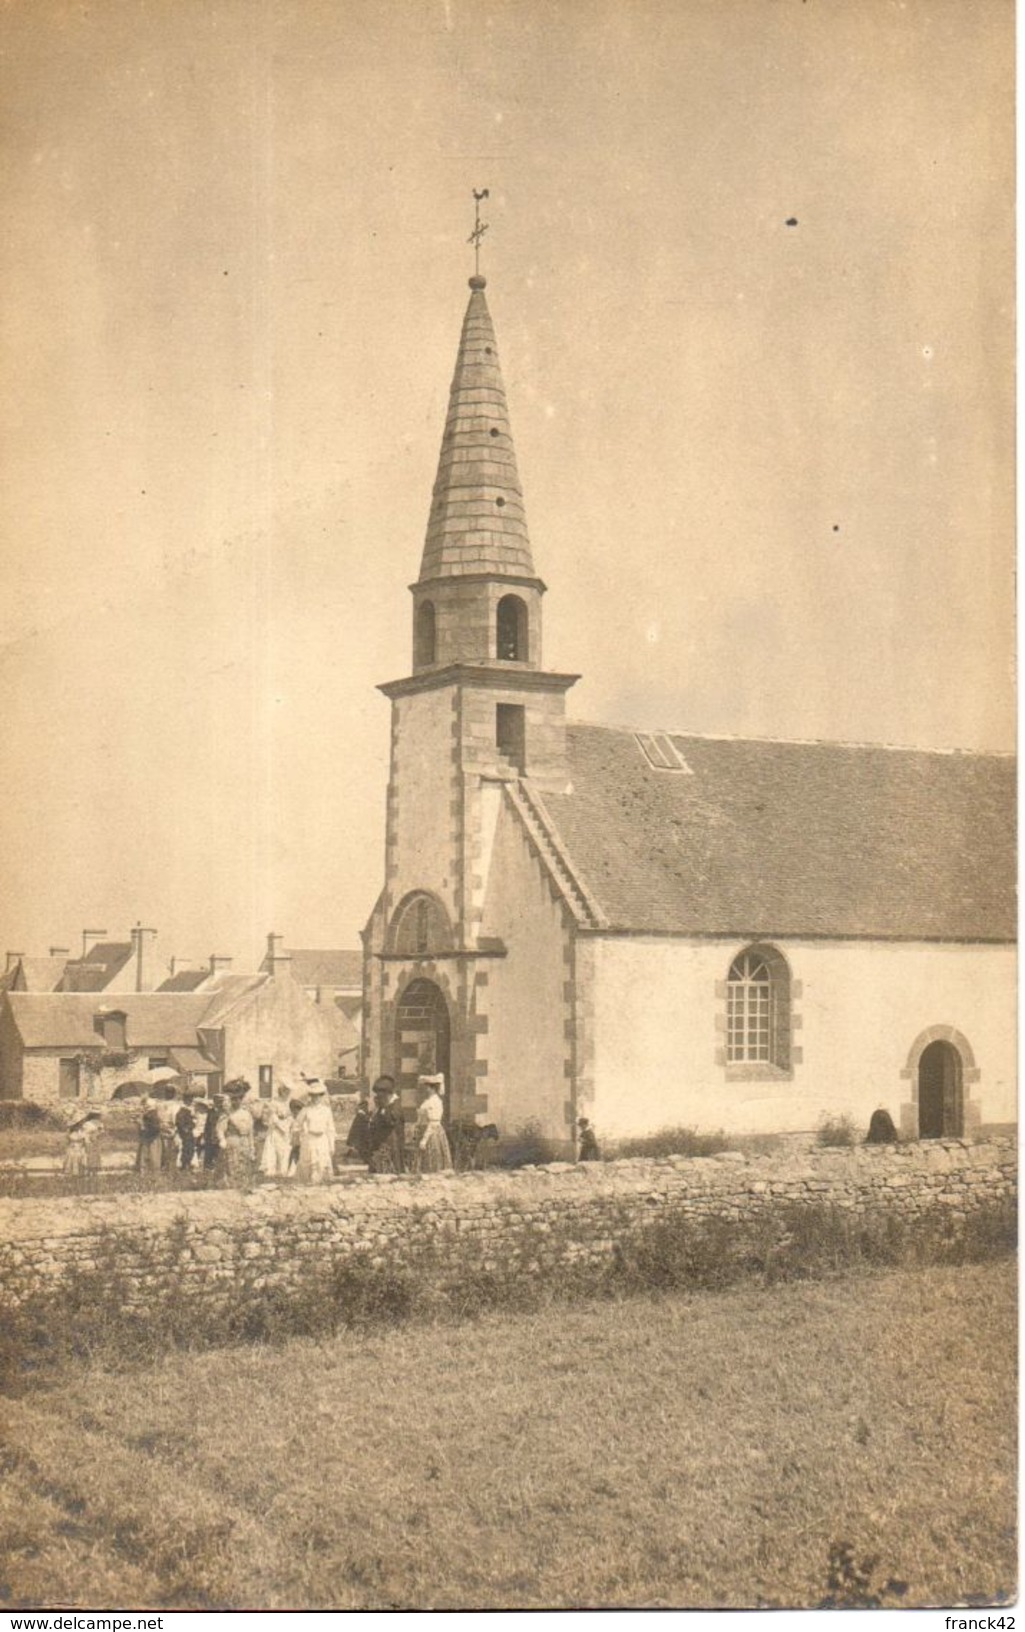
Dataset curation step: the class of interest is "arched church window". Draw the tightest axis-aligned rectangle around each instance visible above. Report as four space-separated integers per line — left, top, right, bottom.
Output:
415 601 436 667
726 946 791 1067
389 892 454 957
496 594 528 662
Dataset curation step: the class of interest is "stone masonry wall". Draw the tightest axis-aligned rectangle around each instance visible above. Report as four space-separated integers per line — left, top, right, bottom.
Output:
0 1139 1015 1310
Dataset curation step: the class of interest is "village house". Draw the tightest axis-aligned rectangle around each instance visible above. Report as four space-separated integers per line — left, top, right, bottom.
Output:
361 272 1016 1151
0 946 356 1104
257 935 363 1072
1 926 160 995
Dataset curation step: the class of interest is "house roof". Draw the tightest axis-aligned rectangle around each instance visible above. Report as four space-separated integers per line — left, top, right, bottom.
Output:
169 1046 219 1073
265 949 363 990
6 993 214 1049
4 974 271 1051
59 942 134 991
157 968 211 992
418 279 537 583
196 974 269 1029
322 1004 361 1054
539 723 1015 941
335 993 363 1023
0 956 69 993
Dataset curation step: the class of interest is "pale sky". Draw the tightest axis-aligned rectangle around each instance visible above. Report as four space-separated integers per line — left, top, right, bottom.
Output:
0 0 1014 971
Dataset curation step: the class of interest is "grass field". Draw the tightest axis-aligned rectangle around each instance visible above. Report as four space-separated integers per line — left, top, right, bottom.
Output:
0 1258 1014 1610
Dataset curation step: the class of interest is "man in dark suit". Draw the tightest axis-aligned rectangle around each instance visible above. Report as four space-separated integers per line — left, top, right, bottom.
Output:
367 1075 406 1173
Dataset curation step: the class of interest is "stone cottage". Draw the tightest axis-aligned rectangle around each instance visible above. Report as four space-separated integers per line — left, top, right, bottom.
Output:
0 961 351 1105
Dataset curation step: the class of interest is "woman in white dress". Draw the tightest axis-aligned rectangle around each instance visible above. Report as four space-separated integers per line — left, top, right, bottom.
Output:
294 1080 336 1184
260 1082 295 1177
413 1074 453 1174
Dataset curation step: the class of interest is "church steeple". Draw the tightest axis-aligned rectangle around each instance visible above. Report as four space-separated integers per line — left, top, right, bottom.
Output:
418 275 537 585
383 251 577 799
409 272 547 675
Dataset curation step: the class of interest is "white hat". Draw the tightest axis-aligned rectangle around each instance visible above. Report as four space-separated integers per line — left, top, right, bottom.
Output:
306 1079 327 1096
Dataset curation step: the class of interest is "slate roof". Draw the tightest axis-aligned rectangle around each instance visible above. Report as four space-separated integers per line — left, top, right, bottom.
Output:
157 968 211 992
196 974 269 1029
541 723 1015 941
6 993 214 1049
0 957 68 993
59 942 134 992
4 976 271 1050
266 949 363 989
335 993 364 1024
418 280 537 583
169 1046 219 1073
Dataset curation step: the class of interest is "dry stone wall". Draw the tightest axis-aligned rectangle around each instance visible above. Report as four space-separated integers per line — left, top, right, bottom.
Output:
0 1139 1015 1310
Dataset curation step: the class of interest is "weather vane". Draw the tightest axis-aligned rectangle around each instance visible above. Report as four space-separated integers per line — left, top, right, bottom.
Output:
469 188 490 277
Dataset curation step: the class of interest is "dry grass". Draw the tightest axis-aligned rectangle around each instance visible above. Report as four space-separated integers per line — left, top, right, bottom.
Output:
0 1259 1014 1611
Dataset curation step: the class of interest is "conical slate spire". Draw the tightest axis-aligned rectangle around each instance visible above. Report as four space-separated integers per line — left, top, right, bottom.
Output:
418 277 537 582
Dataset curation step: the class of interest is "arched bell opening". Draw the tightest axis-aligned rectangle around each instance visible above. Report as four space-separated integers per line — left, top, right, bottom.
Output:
496 593 528 662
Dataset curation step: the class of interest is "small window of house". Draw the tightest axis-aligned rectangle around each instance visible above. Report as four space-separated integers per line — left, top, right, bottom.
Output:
59 1058 81 1100
496 594 528 662
148 1056 169 1071
259 1064 274 1098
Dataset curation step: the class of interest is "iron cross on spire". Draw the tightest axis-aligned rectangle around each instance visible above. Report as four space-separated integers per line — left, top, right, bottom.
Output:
469 188 490 276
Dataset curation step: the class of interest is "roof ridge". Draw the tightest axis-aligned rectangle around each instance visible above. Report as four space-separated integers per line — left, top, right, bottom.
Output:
568 718 1015 759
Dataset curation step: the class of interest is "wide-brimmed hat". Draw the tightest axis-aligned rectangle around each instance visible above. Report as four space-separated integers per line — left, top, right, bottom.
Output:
419 1073 444 1088
225 1079 251 1098
69 1109 102 1129
305 1079 327 1096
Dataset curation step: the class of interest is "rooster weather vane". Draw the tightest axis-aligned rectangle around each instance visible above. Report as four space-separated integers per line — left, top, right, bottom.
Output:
468 188 489 277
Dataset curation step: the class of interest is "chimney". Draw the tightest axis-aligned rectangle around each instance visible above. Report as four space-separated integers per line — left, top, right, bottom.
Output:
209 954 233 975
131 923 158 992
5 952 23 972
266 932 292 977
49 947 70 959
82 929 107 957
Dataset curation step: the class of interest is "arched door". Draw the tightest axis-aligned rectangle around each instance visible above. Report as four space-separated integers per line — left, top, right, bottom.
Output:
395 979 452 1125
918 1040 964 1138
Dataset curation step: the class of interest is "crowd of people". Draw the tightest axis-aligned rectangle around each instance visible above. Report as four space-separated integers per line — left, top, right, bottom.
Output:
61 1070 499 1184
63 1073 605 1183
129 1074 348 1185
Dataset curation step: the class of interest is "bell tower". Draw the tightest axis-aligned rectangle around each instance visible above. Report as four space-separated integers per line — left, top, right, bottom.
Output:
380 266 578 818
363 254 580 1119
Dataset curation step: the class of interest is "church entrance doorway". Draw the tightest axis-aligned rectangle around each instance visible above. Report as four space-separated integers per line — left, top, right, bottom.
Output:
395 979 452 1125
918 1039 963 1138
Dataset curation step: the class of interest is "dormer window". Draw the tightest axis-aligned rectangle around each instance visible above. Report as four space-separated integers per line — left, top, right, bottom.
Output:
496 594 527 662
93 1007 127 1051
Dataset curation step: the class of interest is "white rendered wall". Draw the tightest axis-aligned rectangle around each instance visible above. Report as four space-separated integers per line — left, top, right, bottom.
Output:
589 936 1016 1138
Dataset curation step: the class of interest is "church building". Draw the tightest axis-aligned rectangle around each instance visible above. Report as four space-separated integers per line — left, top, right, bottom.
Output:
361 271 1015 1151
